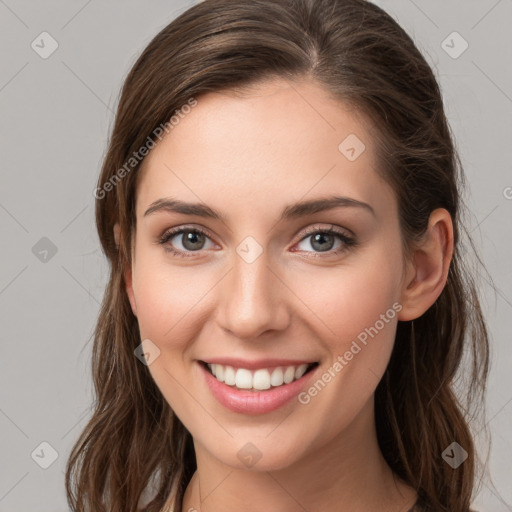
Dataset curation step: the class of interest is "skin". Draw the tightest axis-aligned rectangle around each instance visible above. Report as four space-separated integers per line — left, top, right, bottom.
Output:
115 77 454 512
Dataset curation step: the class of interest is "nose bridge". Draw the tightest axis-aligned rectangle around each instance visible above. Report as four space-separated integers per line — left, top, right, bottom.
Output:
217 242 289 339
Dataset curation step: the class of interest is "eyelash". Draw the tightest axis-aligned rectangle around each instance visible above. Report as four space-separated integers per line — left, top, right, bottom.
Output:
157 225 357 259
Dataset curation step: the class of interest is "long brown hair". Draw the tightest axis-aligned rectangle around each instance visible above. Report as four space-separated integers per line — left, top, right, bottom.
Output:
65 1 491 510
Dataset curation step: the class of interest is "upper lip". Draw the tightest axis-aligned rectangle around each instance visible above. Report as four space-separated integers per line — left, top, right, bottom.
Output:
200 357 318 370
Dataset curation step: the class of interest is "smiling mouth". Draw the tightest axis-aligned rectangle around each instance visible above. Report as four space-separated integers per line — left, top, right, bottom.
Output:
200 361 319 391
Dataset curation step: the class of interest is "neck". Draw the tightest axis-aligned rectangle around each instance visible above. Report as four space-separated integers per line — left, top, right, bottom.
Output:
180 397 417 512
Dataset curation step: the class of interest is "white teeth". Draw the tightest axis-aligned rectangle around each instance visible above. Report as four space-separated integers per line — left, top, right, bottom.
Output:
283 366 295 384
295 364 308 379
224 365 236 386
253 369 271 390
215 364 224 382
270 367 284 386
206 362 314 390
235 368 253 389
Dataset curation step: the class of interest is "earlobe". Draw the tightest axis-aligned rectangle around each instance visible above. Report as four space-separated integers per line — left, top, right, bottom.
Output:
114 222 138 317
397 208 454 321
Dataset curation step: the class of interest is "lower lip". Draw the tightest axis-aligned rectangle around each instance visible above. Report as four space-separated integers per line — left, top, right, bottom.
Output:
199 362 318 415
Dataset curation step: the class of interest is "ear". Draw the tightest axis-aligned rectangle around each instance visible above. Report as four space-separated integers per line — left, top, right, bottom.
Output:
114 223 138 317
397 208 454 321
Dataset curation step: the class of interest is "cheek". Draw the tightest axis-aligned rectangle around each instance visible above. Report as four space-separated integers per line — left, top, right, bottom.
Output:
287 241 403 410
290 255 402 346
131 254 217 346
130 256 213 414
293 270 401 441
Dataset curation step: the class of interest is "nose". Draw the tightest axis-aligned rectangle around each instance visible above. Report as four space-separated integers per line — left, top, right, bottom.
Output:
215 249 291 340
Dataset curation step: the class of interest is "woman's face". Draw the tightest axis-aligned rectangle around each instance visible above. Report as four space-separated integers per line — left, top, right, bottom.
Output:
126 78 411 471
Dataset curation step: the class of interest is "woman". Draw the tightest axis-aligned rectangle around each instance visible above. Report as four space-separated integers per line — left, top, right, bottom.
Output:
65 0 490 511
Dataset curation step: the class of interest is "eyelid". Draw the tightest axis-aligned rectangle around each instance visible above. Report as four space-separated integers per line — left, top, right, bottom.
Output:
157 224 218 247
295 223 354 241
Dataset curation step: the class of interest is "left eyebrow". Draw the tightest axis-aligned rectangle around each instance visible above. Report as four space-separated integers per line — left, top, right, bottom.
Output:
280 195 376 220
143 195 376 221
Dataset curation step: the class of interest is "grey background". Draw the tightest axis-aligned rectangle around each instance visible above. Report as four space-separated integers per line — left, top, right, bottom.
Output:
1 0 511 510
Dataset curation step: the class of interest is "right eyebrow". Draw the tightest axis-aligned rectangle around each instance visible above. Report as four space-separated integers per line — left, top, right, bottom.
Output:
144 198 225 220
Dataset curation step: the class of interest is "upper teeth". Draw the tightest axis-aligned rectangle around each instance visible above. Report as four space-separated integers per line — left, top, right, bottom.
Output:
207 363 311 390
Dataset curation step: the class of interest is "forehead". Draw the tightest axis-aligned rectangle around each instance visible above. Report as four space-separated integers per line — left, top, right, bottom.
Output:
135 77 393 222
